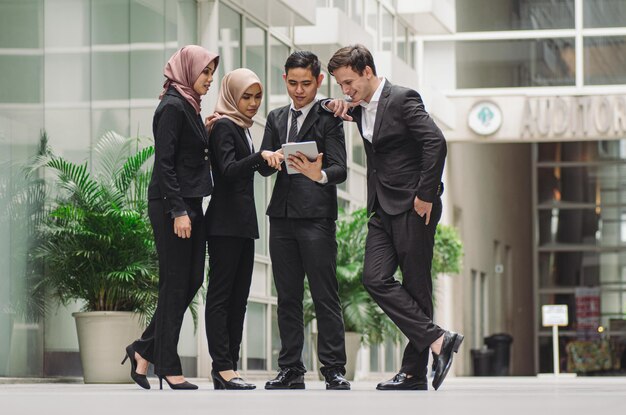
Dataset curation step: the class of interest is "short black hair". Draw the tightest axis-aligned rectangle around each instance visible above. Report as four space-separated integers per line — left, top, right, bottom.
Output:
327 44 377 76
284 50 321 78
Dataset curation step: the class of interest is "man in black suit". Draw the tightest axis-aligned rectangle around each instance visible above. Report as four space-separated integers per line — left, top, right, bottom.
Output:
260 51 350 390
325 44 463 391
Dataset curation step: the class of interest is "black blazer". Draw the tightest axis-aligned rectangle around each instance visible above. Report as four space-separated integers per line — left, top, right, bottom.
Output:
343 81 446 215
260 101 347 220
148 87 213 214
205 118 268 239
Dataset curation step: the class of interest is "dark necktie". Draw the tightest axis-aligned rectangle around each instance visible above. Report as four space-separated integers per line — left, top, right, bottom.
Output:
288 109 302 142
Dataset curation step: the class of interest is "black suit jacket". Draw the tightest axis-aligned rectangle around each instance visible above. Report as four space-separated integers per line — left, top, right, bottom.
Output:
260 101 347 220
346 81 446 215
206 118 267 239
148 87 213 214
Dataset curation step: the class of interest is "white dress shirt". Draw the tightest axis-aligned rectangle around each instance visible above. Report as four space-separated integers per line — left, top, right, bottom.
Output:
360 77 386 143
286 99 328 184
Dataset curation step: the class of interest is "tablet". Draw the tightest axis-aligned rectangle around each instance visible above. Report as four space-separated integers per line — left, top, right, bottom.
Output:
282 141 319 175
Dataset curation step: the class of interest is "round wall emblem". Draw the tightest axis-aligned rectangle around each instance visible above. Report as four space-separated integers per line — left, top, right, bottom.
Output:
468 101 502 136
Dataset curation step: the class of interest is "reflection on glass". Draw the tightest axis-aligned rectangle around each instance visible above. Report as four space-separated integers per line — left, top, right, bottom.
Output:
366 0 378 34
218 3 241 79
245 19 267 116
351 127 366 166
246 302 267 370
381 7 393 52
131 50 164 100
351 0 363 24
396 22 407 62
0 55 43 104
369 344 379 371
457 0 574 32
0 0 43 48
130 0 164 43
584 36 626 86
92 0 130 45
271 305 280 371
584 0 626 28
456 38 575 88
269 37 290 111
92 52 130 100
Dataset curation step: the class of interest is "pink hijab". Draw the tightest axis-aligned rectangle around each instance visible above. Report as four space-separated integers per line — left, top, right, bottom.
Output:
160 45 219 114
215 68 263 129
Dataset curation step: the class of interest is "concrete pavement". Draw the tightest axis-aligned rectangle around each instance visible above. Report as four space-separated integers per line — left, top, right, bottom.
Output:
0 377 624 415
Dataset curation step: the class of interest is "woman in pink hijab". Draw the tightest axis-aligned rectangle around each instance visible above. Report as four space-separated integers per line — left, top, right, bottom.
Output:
122 45 219 391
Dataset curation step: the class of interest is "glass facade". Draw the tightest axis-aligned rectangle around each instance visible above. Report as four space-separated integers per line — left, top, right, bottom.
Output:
535 140 626 373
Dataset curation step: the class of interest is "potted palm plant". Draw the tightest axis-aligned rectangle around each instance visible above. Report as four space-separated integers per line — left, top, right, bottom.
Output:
32 132 159 383
304 208 463 380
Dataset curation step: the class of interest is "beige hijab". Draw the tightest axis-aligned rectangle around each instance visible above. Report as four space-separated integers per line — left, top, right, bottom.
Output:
215 68 262 128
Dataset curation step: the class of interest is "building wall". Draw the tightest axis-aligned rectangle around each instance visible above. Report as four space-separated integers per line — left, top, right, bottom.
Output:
447 142 534 375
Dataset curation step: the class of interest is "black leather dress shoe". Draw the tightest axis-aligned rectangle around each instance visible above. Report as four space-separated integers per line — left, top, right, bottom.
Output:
432 331 464 390
323 369 350 390
265 368 305 390
212 370 256 390
376 372 427 391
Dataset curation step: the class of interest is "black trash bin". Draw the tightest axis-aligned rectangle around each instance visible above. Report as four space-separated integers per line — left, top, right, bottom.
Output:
484 333 513 376
471 348 495 376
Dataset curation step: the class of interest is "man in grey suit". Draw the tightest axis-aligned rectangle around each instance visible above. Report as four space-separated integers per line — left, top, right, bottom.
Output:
325 44 463 391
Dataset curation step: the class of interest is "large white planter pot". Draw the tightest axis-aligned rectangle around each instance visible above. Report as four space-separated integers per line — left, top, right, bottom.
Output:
73 311 143 384
314 331 361 380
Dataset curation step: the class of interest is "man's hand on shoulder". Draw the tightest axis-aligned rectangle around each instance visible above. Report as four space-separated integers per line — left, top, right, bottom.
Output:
322 98 360 121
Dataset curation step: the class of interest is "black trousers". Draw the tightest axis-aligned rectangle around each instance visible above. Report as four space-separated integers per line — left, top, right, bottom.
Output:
362 199 445 378
205 236 254 372
269 217 346 374
133 198 205 376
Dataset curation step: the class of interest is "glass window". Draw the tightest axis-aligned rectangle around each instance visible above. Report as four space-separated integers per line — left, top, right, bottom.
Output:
254 175 267 256
584 0 626 28
456 38 575 88
246 302 267 370
271 305 280 370
584 36 626 86
457 0 574 32
131 50 164 100
351 126 366 166
366 0 378 34
333 0 347 13
130 0 164 43
218 4 242 79
351 0 363 25
0 0 43 48
44 0 89 48
92 0 130 45
92 52 130 100
0 55 43 104
381 7 393 52
396 22 407 62
269 37 290 111
369 344 379 372
245 19 267 116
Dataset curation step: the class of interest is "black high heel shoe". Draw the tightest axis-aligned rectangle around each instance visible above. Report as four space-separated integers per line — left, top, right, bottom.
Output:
158 376 198 390
121 344 150 389
212 370 256 390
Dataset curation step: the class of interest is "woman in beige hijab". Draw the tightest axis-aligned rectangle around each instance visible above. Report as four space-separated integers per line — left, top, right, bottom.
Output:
204 68 282 390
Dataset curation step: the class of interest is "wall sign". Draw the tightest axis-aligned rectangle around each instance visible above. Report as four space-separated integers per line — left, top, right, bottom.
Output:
468 101 502 136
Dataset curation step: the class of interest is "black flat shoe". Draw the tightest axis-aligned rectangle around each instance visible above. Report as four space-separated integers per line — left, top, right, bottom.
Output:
323 368 350 390
376 372 428 391
121 344 150 390
432 331 464 391
265 368 305 390
159 376 198 390
212 370 256 390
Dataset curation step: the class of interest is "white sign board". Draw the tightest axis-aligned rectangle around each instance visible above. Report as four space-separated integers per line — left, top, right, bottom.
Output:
542 305 568 327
